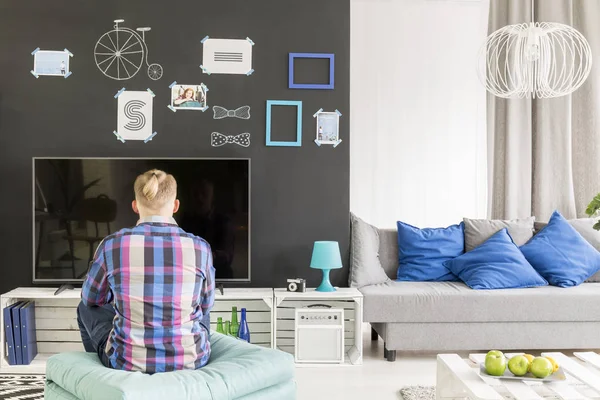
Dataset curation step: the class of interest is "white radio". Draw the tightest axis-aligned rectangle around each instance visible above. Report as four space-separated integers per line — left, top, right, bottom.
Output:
294 307 344 364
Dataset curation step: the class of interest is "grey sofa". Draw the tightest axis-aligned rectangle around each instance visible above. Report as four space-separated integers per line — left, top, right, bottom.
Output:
349 215 600 361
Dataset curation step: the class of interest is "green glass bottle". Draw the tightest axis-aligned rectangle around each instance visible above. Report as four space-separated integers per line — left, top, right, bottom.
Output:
216 317 224 334
224 320 232 336
230 306 240 336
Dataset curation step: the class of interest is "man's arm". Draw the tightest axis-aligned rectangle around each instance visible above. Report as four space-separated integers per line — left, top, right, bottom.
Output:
81 239 111 306
200 247 216 316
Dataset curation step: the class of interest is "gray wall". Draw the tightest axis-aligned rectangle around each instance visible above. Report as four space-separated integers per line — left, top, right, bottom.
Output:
0 0 350 293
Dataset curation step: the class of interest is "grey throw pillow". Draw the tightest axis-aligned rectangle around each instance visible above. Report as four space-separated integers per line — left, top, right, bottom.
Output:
349 213 390 288
533 221 547 233
463 217 535 252
535 218 600 282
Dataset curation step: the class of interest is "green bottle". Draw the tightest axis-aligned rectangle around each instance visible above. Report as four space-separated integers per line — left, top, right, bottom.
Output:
224 321 232 336
230 306 239 336
216 317 224 334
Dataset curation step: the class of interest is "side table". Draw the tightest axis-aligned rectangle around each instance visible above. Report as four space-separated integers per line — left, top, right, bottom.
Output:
273 288 363 366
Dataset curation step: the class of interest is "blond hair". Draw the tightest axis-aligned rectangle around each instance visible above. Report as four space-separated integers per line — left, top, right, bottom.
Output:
134 169 177 210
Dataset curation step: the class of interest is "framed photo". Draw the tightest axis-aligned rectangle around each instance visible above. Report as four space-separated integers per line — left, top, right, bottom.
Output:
32 49 72 78
170 84 208 111
315 110 341 147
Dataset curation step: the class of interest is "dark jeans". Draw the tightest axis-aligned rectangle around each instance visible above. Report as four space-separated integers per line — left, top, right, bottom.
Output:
76 301 114 368
77 301 212 369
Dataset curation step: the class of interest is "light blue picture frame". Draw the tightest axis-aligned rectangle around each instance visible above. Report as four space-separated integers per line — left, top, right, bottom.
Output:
265 100 303 147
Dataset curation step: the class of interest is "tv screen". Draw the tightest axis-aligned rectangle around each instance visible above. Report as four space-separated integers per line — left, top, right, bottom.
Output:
33 158 250 283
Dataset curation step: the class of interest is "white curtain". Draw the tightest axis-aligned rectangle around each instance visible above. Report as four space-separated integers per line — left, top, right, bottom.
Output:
350 0 490 229
488 0 600 221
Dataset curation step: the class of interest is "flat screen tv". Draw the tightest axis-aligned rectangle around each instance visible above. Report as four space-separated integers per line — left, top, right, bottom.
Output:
33 158 250 283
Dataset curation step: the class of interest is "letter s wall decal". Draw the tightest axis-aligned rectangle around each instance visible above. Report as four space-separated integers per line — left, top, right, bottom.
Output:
124 100 146 131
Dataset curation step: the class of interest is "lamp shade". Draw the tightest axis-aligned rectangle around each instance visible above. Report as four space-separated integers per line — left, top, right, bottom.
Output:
310 241 342 270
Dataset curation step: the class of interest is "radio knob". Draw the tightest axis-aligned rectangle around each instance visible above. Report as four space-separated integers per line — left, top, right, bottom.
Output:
328 316 332 319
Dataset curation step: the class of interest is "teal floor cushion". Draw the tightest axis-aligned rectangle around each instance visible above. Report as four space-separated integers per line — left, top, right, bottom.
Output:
45 333 296 400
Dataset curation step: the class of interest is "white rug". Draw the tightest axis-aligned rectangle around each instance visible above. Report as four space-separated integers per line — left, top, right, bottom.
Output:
0 375 44 400
399 386 435 400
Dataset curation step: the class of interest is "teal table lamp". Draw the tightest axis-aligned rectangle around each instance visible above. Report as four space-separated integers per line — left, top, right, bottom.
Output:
310 241 343 292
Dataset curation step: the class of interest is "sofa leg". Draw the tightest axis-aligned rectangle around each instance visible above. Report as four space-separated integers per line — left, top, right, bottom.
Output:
386 349 397 362
383 343 388 359
371 327 378 341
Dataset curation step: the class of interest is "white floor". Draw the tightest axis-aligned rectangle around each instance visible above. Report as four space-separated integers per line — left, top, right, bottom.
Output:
295 324 438 400
295 325 599 400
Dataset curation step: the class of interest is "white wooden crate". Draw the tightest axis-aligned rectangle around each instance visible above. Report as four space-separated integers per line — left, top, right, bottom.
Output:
1 287 274 373
437 352 600 400
208 288 273 347
273 288 363 366
1 288 80 374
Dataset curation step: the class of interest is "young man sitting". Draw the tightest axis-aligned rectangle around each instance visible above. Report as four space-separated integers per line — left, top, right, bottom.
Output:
77 169 215 373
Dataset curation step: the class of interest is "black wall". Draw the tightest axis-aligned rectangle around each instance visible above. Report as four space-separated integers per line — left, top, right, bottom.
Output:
0 0 350 293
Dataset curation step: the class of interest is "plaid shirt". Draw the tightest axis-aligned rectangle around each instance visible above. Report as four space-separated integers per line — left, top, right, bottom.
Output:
81 216 215 373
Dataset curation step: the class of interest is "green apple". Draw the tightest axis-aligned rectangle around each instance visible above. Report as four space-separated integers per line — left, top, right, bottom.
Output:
485 350 507 376
508 355 529 376
530 357 553 378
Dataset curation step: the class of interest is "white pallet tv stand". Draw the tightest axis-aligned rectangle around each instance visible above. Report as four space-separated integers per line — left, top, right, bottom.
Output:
0 287 273 374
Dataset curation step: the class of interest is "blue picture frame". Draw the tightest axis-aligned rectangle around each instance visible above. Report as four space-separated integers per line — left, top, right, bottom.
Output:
288 53 335 90
266 100 303 147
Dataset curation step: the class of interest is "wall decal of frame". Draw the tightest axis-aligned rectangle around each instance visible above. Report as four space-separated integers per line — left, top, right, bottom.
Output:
265 100 303 147
288 53 334 90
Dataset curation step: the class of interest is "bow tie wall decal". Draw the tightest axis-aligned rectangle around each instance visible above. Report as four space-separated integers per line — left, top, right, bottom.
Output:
212 105 251 120
211 132 251 147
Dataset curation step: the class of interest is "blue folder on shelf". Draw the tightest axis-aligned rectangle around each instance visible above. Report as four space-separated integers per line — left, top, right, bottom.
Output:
19 302 37 365
11 302 25 365
3 303 17 365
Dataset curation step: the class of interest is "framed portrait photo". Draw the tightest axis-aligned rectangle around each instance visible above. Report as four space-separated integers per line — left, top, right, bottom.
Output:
170 83 208 111
314 110 342 147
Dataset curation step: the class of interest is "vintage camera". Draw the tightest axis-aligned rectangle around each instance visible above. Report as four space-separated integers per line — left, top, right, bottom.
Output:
287 278 306 292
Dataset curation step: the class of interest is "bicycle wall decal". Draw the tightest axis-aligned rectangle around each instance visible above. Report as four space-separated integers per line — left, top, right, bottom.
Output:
94 19 163 81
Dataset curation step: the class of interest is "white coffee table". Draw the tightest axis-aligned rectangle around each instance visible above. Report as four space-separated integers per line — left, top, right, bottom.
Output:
436 352 600 400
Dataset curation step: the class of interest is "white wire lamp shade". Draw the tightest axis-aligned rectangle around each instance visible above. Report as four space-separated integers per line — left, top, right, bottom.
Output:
478 21 593 99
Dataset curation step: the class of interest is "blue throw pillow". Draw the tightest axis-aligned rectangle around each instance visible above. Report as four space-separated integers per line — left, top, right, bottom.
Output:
396 221 463 281
444 228 547 290
520 210 600 287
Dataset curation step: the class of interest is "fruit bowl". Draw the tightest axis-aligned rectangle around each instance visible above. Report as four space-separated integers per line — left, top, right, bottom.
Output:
479 364 566 382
